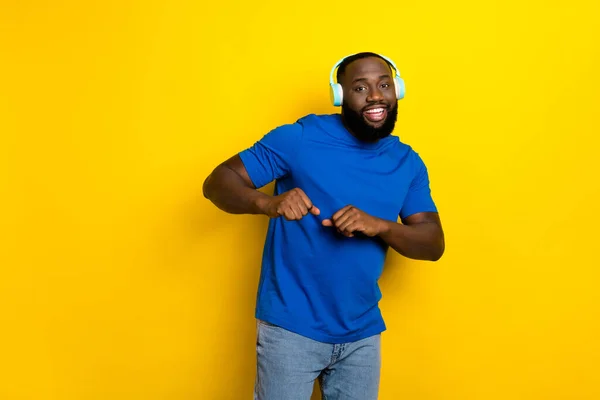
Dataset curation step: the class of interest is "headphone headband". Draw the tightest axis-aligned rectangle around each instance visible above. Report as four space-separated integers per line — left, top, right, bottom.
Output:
329 53 401 85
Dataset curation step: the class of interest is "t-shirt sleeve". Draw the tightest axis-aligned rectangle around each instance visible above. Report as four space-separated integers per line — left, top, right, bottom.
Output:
238 122 303 189
399 153 438 219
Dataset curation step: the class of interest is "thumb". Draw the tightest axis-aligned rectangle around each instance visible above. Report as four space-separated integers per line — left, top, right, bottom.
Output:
322 218 333 227
309 205 321 216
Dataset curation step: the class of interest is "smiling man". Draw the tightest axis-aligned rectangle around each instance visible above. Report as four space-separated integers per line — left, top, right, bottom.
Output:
203 52 445 400
338 54 400 143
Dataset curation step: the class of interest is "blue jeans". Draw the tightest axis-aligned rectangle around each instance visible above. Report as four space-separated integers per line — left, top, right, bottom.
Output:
254 320 381 400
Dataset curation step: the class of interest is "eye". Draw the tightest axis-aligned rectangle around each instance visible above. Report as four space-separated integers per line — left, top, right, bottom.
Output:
381 83 391 89
354 86 367 92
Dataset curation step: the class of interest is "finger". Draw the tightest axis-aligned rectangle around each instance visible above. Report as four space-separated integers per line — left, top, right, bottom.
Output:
290 199 309 217
338 227 354 238
296 189 320 216
343 221 362 235
296 189 313 210
309 205 320 216
284 207 299 221
332 205 354 222
333 209 354 230
293 206 304 220
338 216 358 234
296 203 309 217
322 217 353 237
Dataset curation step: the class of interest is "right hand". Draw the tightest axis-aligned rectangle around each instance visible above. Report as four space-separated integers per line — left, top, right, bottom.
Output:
262 188 320 220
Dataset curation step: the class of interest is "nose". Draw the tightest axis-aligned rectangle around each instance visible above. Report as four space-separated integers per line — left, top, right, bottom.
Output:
366 87 384 102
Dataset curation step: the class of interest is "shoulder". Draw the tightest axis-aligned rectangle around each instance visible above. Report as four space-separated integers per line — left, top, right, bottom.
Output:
252 114 340 150
295 113 342 131
392 139 427 165
263 113 338 137
257 118 305 146
403 144 435 186
389 140 433 180
256 113 340 145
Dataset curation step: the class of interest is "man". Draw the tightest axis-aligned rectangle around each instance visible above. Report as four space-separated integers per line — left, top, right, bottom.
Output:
203 52 445 400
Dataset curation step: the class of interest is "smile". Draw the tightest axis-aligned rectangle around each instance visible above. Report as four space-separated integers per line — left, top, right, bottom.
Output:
363 107 387 122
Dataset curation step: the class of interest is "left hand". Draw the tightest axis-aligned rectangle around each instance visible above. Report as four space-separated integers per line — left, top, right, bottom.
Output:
322 205 386 237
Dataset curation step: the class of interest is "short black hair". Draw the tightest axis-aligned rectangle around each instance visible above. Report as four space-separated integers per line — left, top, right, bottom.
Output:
336 52 393 83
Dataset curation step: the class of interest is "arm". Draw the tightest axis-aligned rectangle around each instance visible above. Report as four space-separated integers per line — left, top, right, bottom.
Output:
378 212 445 261
322 208 445 262
378 151 444 261
202 155 270 215
203 155 320 219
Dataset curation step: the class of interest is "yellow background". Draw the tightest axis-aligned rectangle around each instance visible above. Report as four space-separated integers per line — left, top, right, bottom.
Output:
1 1 599 399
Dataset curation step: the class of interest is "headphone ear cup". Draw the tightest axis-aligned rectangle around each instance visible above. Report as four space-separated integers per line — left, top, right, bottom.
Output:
395 77 405 100
330 83 343 106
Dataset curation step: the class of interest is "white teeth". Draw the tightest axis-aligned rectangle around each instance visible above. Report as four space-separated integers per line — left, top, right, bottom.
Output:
365 108 384 114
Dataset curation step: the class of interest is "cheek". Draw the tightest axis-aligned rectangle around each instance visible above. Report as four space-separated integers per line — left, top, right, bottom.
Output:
345 94 365 111
384 92 397 102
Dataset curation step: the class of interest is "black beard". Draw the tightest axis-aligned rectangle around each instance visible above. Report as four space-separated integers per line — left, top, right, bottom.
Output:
341 102 398 143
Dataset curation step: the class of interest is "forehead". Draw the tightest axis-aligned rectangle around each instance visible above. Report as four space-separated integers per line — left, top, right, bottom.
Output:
342 57 392 82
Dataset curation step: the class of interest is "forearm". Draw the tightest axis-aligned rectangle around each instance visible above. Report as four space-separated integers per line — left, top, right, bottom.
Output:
202 165 270 215
377 219 445 261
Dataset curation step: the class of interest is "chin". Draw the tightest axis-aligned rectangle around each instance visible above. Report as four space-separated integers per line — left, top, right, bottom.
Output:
342 102 398 142
364 118 386 129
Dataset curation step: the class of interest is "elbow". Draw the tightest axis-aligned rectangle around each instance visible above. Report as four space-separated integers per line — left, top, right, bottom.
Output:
202 174 213 200
429 239 445 261
429 251 444 262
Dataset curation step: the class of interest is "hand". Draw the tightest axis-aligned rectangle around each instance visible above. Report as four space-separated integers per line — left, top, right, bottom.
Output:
322 205 386 237
262 188 320 220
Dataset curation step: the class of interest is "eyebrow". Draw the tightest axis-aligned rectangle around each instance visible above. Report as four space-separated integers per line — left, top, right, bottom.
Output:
352 74 392 84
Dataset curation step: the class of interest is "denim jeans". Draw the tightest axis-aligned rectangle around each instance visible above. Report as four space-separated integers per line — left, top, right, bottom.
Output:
254 320 381 400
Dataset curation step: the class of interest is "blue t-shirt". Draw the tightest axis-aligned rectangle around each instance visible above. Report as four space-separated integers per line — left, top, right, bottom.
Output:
238 113 437 344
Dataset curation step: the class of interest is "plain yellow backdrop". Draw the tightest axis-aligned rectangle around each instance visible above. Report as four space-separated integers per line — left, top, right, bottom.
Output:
1 1 599 399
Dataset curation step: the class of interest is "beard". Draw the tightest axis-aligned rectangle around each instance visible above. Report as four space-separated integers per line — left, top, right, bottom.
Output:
341 102 398 143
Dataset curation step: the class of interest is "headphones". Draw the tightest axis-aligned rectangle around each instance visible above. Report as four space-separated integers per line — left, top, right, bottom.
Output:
329 53 406 106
